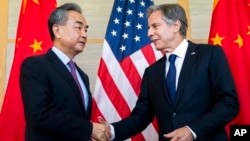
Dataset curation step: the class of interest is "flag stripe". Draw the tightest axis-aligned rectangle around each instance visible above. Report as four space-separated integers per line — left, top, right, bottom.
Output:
93 78 121 122
98 58 132 117
101 41 138 110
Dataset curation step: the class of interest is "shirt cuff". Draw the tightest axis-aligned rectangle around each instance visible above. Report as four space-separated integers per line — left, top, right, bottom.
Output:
109 124 115 141
185 125 197 140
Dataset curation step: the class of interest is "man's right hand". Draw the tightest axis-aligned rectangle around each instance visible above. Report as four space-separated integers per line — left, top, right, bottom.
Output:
92 121 112 141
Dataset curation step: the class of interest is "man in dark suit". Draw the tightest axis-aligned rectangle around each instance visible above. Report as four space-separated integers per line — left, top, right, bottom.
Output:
103 3 239 141
20 3 111 141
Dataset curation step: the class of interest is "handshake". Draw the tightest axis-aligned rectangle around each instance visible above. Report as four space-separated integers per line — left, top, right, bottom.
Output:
91 116 112 141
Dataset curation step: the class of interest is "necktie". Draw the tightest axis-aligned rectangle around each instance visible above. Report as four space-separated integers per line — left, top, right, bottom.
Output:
68 60 85 108
166 54 177 104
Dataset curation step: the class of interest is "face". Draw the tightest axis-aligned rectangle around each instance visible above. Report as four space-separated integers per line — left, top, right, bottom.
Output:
54 11 88 58
147 10 179 52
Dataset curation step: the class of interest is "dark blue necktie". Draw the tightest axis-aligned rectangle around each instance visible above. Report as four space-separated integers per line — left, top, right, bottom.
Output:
166 54 177 104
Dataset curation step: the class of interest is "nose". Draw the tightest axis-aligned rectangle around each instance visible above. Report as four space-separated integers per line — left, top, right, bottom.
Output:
147 27 153 38
81 29 87 38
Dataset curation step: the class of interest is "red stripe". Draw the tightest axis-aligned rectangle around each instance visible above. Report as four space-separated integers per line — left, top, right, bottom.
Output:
91 99 104 122
141 44 157 65
120 57 142 96
98 59 131 118
99 57 147 141
131 132 146 141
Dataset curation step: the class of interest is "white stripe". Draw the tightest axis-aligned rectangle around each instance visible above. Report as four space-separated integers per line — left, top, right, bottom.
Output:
130 49 149 78
100 40 138 110
94 77 121 122
142 123 159 141
151 43 164 60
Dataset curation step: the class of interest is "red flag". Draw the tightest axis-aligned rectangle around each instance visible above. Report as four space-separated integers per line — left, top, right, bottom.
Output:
92 0 162 140
208 0 250 134
0 0 56 140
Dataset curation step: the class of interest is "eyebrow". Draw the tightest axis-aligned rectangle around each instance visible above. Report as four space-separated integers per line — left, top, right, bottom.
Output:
75 21 89 28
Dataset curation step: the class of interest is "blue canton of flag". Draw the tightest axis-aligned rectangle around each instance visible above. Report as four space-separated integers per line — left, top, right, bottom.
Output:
106 0 154 61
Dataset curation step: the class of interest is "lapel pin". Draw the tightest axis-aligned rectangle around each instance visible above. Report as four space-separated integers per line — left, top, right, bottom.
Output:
191 52 196 55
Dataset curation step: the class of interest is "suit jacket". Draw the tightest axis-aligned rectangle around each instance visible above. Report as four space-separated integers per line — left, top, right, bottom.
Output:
112 41 239 141
20 49 93 141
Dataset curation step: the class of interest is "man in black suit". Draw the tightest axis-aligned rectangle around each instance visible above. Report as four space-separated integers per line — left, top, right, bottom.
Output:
20 3 111 141
104 3 239 141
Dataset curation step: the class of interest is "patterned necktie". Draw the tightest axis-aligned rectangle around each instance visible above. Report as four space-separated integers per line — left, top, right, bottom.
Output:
166 54 177 104
68 60 85 108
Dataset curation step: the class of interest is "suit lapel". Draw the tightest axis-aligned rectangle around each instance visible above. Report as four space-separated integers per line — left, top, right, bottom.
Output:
174 41 198 108
75 64 92 117
157 56 174 107
45 49 86 113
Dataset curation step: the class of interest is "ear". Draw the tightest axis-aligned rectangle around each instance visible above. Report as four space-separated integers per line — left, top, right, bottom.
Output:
53 24 62 39
173 20 181 33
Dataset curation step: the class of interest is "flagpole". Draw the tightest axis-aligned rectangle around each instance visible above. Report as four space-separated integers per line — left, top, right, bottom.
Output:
0 0 9 112
178 0 192 40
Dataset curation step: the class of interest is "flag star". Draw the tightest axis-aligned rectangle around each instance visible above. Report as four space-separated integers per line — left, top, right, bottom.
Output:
129 0 135 4
29 39 43 53
120 45 126 52
15 37 22 48
210 33 224 46
138 12 144 18
113 18 120 24
134 35 141 42
247 26 250 35
234 34 243 48
124 21 131 27
33 0 40 5
122 33 129 39
116 6 122 13
111 30 117 36
127 9 133 15
136 23 142 30
140 1 145 7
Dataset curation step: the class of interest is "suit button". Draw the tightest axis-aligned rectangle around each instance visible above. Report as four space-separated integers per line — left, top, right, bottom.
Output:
172 113 176 117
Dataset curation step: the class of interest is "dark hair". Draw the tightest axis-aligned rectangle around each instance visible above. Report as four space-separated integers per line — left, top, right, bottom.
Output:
147 3 188 38
48 3 82 41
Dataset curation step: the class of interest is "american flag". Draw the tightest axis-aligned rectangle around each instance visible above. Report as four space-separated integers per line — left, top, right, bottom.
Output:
92 0 163 140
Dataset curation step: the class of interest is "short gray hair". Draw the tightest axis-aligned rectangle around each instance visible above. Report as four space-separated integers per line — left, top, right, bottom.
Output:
48 3 82 41
147 4 188 38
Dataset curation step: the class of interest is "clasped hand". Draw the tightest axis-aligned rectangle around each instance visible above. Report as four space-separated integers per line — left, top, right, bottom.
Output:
91 117 112 141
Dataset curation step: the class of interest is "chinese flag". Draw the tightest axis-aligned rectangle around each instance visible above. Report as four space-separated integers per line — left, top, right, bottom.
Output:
0 0 56 140
208 0 250 135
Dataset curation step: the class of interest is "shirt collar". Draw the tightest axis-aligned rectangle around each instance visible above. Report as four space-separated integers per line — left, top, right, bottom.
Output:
51 47 72 65
166 39 188 59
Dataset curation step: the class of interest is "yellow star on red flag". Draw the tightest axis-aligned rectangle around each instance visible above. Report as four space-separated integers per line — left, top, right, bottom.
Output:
247 26 250 35
233 34 243 48
210 33 224 46
29 39 43 53
33 0 40 5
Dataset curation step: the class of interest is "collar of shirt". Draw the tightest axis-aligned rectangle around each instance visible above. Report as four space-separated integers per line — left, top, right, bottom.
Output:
165 39 188 59
52 47 72 67
52 47 89 110
165 39 189 87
